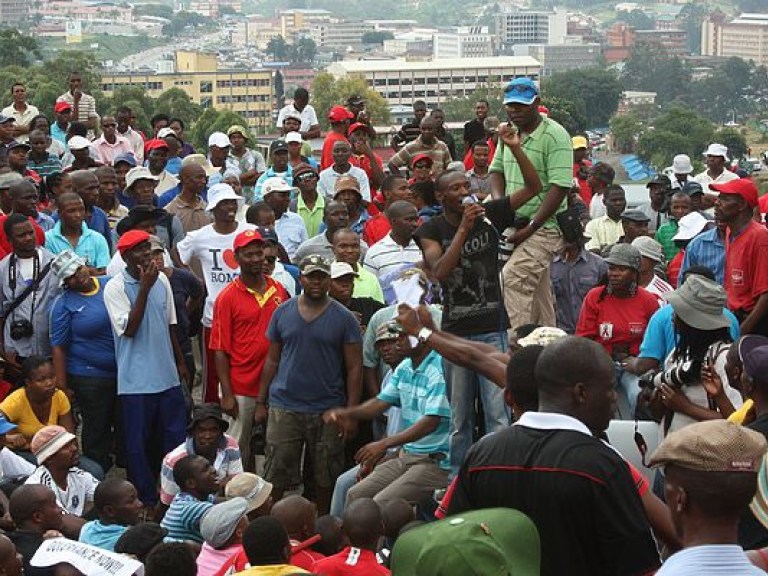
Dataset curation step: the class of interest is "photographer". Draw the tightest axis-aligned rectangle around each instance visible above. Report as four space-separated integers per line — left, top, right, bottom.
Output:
649 275 742 436
0 214 59 375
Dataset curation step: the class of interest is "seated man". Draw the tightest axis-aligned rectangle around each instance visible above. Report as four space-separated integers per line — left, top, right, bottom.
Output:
237 516 309 576
325 331 451 507
159 404 243 511
197 497 249 576
313 498 390 575
160 455 220 544
79 478 143 551
25 425 99 518
8 485 65 576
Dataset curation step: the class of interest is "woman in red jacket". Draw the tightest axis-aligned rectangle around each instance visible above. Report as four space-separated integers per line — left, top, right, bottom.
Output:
577 243 661 418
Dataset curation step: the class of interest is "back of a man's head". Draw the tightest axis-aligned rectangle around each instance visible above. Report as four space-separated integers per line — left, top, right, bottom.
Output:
243 516 290 566
534 336 615 432
145 543 197 576
343 498 384 550
506 345 544 414
271 495 315 539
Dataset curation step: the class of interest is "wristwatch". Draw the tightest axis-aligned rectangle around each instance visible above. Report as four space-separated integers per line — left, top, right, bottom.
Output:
417 327 433 343
528 219 542 231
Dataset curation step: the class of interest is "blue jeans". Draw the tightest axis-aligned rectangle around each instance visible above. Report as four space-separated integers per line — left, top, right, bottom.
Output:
120 386 187 506
615 365 641 419
443 330 510 476
330 465 360 519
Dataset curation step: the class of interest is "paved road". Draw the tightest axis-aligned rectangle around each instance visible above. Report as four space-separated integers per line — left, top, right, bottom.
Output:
118 30 228 71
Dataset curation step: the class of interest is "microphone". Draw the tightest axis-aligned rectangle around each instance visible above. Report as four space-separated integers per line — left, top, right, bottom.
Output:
462 195 493 227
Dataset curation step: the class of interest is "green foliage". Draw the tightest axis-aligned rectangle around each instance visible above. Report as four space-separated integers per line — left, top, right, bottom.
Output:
0 29 42 68
636 106 714 169
540 95 587 134
609 113 642 153
266 36 316 64
133 4 173 19
678 3 708 54
162 11 215 37
622 44 690 106
714 127 748 160
154 88 204 126
543 67 622 128
189 109 250 152
615 10 655 31
310 72 390 129
441 85 503 122
361 31 394 45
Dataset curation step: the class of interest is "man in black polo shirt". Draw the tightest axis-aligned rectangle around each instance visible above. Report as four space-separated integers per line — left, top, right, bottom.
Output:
463 100 488 151
444 336 660 576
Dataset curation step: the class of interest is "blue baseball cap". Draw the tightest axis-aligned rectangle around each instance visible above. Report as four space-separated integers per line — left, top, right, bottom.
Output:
114 153 137 168
503 78 539 106
0 414 17 435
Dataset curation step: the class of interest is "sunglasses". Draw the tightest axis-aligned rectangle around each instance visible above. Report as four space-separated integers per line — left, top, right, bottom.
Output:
297 173 317 182
103 123 117 128
265 256 277 263
505 83 534 94
414 163 431 169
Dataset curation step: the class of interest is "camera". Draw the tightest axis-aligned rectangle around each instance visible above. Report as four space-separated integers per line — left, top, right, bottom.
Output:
641 359 701 390
9 319 33 341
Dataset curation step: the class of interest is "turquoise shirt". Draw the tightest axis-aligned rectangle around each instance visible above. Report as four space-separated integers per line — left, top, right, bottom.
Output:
45 222 110 268
378 350 452 469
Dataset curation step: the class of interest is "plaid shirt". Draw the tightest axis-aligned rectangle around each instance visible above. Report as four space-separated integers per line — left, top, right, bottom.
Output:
679 227 725 285
655 219 680 263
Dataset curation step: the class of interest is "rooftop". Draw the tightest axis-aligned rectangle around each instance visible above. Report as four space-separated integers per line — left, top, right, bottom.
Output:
328 56 540 73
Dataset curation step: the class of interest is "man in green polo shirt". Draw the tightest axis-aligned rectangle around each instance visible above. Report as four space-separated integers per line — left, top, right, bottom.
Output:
489 78 572 331
290 163 324 237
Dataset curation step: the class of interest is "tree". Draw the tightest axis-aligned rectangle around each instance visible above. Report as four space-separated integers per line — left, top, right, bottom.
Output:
616 10 655 31
133 4 173 19
609 113 642 153
361 31 394 44
678 3 708 54
291 38 317 64
622 44 690 106
267 36 290 62
189 108 250 152
441 85 503 123
543 67 622 127
0 29 42 68
154 88 204 127
540 95 587 134
310 72 390 129
636 105 714 169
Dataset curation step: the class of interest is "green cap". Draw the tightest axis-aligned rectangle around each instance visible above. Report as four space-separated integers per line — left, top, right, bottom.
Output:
391 508 540 576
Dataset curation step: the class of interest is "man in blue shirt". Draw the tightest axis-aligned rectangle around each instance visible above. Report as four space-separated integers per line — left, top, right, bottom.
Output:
679 220 726 286
45 193 110 274
103 229 188 507
326 331 452 507
70 170 114 253
254 140 293 202
255 255 362 514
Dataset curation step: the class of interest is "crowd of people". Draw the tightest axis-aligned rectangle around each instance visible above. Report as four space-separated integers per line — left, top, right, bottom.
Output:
0 70 764 575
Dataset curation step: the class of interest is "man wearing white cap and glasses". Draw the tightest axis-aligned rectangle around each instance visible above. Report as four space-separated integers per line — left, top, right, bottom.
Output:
632 236 673 298
668 211 710 289
669 154 693 190
261 176 307 260
177 183 255 404
208 132 239 187
695 143 739 187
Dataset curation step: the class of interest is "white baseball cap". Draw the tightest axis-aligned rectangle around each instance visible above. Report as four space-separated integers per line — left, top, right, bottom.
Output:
208 132 230 149
158 127 176 139
703 143 728 158
672 154 693 174
68 136 91 151
207 183 244 211
261 176 293 197
285 131 303 144
330 261 358 279
673 211 709 242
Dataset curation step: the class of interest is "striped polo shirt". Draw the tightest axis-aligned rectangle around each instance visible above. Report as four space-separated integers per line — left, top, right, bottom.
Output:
378 349 451 469
161 492 214 544
488 116 572 228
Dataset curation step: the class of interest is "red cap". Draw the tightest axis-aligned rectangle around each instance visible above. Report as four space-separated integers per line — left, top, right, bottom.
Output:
232 229 265 251
411 153 434 168
328 105 354 123
348 122 367 135
145 138 169 152
709 178 759 208
54 101 72 114
117 230 150 255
